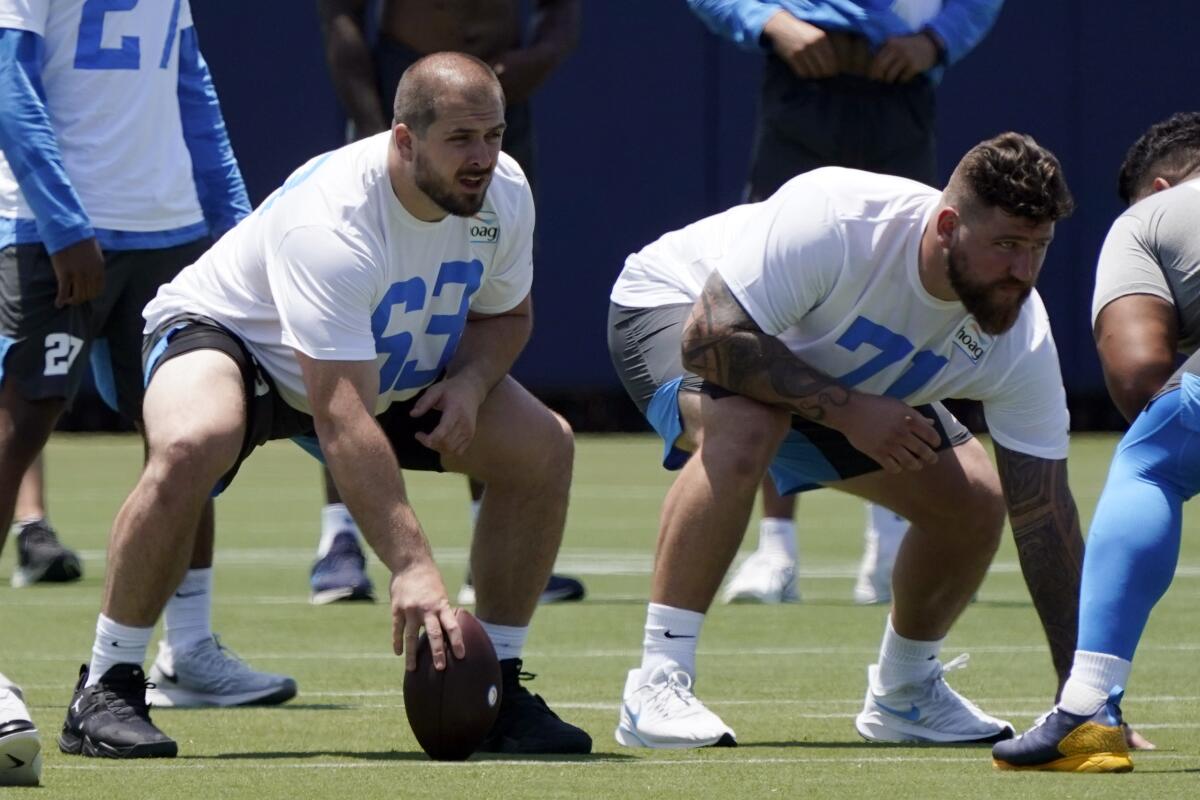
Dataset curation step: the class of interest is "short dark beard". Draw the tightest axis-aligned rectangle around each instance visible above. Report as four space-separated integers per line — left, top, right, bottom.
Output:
413 149 489 217
946 247 1031 335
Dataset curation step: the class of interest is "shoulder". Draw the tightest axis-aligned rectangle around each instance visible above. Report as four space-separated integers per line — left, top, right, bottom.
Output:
484 152 534 222
993 292 1058 366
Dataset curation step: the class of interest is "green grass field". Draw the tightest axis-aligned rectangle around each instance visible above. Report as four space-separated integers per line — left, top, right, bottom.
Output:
5 432 1199 798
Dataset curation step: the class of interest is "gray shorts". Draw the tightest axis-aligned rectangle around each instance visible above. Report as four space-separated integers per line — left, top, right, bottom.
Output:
0 238 210 419
606 301 971 493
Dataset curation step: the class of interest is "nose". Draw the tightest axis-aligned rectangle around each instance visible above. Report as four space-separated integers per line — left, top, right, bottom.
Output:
1009 249 1034 283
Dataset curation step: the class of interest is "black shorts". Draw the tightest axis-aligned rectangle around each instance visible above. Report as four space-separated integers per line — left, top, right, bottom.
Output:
0 238 210 419
143 315 446 495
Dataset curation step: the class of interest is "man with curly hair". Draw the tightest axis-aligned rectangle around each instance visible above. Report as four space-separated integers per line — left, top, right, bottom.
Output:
994 112 1200 773
607 132 1083 748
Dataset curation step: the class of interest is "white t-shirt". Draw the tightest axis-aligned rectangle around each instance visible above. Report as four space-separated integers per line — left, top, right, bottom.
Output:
145 134 535 415
0 0 204 232
612 167 1069 460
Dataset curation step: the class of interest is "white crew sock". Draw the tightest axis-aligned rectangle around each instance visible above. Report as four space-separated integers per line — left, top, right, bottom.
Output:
640 602 705 679
478 620 528 661
469 498 482 527
87 614 153 686
317 503 359 557
757 517 797 560
875 615 943 693
1058 651 1132 715
161 568 213 655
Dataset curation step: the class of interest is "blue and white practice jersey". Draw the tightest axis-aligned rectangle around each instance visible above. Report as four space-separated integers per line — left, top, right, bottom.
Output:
145 133 535 415
612 167 1069 460
0 0 205 235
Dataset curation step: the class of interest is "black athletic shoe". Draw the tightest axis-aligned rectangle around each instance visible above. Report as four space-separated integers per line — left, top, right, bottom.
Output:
10 520 82 587
477 659 592 754
58 664 177 759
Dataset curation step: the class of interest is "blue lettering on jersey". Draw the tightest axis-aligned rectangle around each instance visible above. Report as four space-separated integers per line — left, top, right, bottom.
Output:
372 260 485 395
259 154 333 212
74 0 182 71
834 316 948 399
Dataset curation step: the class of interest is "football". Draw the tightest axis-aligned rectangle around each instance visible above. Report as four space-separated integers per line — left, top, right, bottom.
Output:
402 608 502 760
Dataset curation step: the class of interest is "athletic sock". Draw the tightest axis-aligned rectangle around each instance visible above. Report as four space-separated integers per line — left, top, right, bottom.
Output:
640 602 704 679
757 517 797 560
469 498 482 527
477 620 528 661
1058 650 1132 715
875 615 942 693
87 614 153 687
317 503 358 557
161 568 213 656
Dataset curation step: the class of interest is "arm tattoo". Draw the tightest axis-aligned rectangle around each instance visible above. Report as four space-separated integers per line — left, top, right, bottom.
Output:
995 444 1084 693
681 273 850 421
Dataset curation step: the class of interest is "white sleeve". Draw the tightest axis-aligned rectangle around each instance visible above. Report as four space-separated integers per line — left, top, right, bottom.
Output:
0 0 48 34
1092 212 1172 324
715 190 844 335
981 325 1070 460
470 176 534 315
268 226 380 361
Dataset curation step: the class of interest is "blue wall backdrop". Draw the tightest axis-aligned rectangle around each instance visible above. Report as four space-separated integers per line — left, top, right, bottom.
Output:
190 1 1199 427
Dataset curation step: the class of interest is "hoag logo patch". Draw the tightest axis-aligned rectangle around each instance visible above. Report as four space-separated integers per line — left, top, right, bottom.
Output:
953 317 991 362
469 211 499 244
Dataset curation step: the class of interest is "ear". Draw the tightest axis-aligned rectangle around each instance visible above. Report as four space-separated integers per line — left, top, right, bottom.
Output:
934 207 960 246
393 124 416 161
1151 176 1172 195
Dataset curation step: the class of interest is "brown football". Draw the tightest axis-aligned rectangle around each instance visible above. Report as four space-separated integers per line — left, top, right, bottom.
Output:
402 608 502 760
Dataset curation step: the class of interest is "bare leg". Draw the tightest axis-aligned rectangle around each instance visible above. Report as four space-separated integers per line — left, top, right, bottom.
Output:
102 351 246 627
441 377 573 627
834 437 1005 639
759 475 795 520
14 453 48 523
0 383 63 554
651 392 790 611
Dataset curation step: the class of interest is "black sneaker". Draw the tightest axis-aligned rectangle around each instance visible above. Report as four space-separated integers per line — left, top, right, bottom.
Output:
10 519 82 587
477 659 592 754
58 664 177 759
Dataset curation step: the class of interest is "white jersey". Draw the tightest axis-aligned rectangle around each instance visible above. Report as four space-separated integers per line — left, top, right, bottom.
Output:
145 134 535 415
0 0 204 232
612 167 1069 460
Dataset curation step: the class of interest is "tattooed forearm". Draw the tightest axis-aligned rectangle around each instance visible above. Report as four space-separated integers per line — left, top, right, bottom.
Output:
681 273 851 421
995 444 1084 694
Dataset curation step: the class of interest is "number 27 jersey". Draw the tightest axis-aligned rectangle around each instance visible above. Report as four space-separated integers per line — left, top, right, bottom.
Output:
144 133 534 415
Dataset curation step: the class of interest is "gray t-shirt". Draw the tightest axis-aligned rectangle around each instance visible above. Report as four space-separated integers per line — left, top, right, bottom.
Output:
1093 179 1200 353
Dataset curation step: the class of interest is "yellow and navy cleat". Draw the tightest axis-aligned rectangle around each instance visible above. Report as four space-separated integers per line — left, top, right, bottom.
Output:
992 688 1133 773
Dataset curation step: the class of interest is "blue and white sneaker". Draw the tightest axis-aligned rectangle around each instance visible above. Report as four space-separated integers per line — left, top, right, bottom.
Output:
146 636 297 708
855 654 1014 743
457 573 586 606
992 689 1132 772
310 532 374 605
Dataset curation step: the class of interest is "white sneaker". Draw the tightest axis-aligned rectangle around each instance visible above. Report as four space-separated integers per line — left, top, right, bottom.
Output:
614 665 736 749
146 636 298 708
0 674 41 786
855 655 1014 743
853 529 891 605
721 551 799 604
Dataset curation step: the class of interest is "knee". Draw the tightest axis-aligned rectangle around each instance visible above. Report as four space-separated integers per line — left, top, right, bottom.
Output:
960 478 1006 547
701 403 790 483
146 432 234 487
540 412 575 485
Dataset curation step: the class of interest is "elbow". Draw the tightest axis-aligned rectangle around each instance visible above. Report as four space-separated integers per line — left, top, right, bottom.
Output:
1106 377 1160 423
